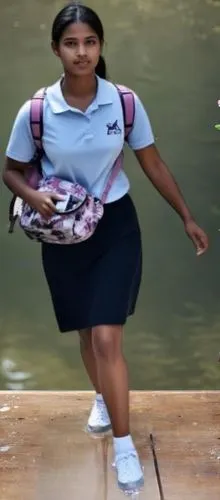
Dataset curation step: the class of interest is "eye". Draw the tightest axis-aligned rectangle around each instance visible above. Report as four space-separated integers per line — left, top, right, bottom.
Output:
86 39 96 45
65 40 77 47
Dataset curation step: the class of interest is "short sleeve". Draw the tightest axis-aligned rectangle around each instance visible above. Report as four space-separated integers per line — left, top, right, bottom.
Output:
127 92 154 150
6 100 36 162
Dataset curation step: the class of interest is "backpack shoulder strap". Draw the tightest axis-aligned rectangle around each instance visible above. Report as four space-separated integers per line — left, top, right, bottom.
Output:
30 87 47 152
8 87 47 234
115 84 135 141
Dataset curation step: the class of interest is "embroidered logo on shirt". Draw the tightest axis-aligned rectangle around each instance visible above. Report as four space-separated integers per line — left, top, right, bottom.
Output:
106 120 122 135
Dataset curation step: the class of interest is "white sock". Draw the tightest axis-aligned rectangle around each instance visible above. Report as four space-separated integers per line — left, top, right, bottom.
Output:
113 435 135 455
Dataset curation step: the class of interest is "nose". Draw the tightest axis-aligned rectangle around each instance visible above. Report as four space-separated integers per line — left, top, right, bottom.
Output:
77 43 86 57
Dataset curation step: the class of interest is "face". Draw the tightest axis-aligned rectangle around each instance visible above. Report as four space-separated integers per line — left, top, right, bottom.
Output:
52 22 102 76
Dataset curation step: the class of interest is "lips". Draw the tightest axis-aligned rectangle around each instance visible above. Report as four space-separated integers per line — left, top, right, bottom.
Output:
74 61 89 67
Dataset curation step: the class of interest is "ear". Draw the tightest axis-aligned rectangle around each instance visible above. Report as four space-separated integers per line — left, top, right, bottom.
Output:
51 41 60 58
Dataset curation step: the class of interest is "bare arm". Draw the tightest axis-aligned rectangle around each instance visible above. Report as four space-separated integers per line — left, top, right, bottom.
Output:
134 144 193 223
3 157 63 218
134 144 209 255
3 157 37 204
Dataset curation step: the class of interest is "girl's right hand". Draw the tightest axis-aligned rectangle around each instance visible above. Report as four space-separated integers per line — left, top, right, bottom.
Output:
26 191 65 219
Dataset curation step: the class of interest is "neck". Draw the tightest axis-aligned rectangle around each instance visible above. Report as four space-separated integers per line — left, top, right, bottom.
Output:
62 72 97 98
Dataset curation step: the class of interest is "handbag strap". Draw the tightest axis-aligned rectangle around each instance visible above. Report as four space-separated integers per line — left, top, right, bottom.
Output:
101 152 124 204
101 85 135 204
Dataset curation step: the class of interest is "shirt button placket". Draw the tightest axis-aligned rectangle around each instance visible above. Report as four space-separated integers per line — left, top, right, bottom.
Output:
84 113 94 141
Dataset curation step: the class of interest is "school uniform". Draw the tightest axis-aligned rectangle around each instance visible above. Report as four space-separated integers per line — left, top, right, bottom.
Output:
6 76 154 332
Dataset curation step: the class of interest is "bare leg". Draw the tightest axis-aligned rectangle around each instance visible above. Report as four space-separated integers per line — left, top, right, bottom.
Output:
79 328 101 393
92 325 129 437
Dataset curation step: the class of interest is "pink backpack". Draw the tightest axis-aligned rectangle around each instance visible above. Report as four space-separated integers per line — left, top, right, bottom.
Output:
9 85 135 244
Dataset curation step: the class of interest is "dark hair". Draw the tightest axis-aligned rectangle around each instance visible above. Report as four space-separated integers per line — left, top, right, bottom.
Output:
52 2 107 79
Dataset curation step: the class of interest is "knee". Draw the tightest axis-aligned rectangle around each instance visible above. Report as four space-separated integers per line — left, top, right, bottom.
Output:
92 325 123 362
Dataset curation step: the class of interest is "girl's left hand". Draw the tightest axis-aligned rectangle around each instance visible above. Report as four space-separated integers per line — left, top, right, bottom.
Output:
184 219 209 256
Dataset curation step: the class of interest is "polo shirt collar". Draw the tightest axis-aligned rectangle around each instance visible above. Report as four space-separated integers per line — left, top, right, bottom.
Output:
46 75 113 114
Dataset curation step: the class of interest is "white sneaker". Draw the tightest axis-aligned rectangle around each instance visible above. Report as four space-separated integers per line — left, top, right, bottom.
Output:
115 450 144 493
87 398 112 434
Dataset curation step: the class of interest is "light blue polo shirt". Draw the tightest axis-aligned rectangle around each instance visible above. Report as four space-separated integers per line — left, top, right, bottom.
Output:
6 76 154 203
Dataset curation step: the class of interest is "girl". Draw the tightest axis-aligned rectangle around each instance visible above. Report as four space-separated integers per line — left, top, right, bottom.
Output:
3 2 208 493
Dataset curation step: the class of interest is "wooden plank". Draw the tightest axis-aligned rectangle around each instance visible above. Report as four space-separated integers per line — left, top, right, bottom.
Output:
1 391 219 499
0 391 159 500
143 391 220 500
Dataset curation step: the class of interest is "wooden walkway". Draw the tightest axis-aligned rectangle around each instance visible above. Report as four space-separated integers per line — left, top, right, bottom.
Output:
0 391 219 499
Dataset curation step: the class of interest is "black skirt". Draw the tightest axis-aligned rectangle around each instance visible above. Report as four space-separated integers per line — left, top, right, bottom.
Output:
41 194 142 332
